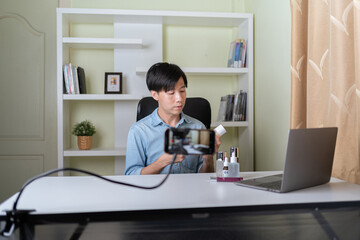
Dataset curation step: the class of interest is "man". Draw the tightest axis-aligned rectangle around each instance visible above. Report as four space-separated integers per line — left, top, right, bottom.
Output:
125 62 221 175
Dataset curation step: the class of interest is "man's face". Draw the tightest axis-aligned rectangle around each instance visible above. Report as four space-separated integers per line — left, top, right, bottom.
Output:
151 77 187 117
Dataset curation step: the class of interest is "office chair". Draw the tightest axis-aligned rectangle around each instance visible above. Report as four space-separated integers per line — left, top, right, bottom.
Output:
136 97 211 129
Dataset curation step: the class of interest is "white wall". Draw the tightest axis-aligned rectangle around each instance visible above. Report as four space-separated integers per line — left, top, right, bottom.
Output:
245 0 291 170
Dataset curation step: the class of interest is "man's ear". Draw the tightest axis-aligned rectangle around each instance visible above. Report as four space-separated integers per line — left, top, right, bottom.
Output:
150 90 159 101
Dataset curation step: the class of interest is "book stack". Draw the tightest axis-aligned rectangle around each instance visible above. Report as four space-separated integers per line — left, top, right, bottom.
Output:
217 91 247 122
227 38 247 68
63 63 87 94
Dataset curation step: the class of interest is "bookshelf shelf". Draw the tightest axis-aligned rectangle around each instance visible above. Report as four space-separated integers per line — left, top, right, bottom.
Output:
63 94 143 101
58 8 251 27
57 8 253 174
136 67 248 75
64 148 126 157
211 121 249 128
63 37 142 49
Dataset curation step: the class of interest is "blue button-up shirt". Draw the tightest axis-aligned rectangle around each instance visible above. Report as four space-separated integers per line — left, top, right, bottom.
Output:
125 108 205 175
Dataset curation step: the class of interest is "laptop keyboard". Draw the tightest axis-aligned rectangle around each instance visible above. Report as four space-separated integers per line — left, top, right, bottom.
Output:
258 180 282 190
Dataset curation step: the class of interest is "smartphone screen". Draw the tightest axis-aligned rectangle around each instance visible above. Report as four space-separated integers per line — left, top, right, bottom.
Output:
164 128 215 155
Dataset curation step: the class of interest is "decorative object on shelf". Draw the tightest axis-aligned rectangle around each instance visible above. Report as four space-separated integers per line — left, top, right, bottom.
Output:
105 72 122 94
72 120 96 150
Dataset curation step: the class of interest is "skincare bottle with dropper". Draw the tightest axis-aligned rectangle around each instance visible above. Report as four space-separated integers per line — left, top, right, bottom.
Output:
223 156 230 177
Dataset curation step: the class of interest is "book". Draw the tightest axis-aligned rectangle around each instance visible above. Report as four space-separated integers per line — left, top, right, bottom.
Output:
232 91 243 121
68 64 73 94
227 40 236 67
236 91 247 121
68 63 74 94
63 64 70 94
217 96 228 122
240 39 246 68
241 92 247 121
72 64 79 94
225 94 235 121
233 39 241 68
238 40 243 68
77 67 87 94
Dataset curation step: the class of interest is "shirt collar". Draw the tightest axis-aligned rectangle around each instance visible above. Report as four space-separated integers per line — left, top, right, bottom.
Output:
150 108 192 127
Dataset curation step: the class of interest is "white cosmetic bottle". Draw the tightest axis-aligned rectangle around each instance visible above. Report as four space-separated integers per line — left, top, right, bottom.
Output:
214 125 226 137
229 151 240 177
216 152 225 177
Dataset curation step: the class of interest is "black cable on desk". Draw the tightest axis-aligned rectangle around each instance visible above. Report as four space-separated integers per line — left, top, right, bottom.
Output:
0 154 178 237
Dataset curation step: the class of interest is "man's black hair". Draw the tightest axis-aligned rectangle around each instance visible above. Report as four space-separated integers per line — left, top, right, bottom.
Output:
146 62 187 92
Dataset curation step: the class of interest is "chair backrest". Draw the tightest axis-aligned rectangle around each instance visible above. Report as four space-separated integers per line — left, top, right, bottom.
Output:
136 97 211 129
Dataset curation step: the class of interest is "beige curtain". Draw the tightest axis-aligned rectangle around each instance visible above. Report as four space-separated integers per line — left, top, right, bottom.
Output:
290 0 360 184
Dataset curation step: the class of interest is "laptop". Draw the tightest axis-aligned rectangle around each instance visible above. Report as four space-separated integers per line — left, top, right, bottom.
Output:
235 127 338 193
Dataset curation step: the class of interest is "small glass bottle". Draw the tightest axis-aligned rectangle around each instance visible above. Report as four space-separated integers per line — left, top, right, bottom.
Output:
223 156 229 177
216 152 225 177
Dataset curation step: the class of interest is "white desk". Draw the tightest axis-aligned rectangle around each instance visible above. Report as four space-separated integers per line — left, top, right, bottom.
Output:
1 172 360 239
0 172 359 214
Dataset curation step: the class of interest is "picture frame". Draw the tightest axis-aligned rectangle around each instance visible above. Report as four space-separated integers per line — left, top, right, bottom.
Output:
105 72 122 94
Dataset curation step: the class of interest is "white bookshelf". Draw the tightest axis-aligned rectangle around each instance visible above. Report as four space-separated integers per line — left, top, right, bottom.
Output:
57 8 253 174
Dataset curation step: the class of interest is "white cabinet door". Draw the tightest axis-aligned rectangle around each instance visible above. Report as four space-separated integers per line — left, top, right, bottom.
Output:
0 0 58 202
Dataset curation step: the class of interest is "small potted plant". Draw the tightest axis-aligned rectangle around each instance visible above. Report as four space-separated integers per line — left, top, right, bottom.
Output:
72 120 96 150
